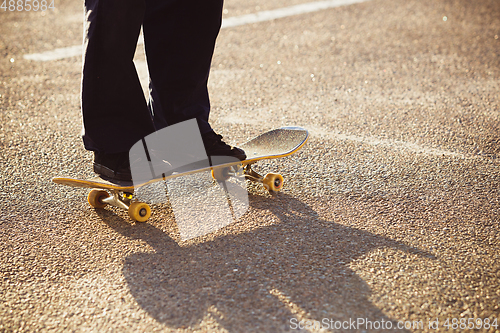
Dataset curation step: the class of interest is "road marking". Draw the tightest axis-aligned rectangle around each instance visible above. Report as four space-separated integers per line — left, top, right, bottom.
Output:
222 118 473 159
222 0 369 28
23 0 370 61
305 125 471 159
23 45 82 61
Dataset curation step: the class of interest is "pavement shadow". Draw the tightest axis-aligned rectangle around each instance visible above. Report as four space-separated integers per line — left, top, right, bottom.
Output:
97 193 431 332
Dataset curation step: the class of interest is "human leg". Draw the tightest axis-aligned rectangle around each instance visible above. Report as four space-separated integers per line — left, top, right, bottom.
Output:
142 0 222 134
82 0 155 154
143 0 245 160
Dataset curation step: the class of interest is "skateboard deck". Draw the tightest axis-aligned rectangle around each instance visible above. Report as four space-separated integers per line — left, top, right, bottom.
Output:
53 126 308 222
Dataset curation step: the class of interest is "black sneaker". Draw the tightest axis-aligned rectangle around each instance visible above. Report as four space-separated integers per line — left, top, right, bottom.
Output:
93 152 132 181
93 132 246 181
201 131 247 162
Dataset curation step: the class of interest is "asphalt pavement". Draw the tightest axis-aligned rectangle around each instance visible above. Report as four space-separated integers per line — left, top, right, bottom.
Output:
1 0 499 332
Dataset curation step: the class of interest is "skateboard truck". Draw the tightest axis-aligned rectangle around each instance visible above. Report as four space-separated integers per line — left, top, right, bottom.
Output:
211 163 284 193
87 189 152 222
243 164 284 192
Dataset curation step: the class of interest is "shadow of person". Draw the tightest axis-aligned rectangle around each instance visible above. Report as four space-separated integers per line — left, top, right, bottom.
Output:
97 192 432 332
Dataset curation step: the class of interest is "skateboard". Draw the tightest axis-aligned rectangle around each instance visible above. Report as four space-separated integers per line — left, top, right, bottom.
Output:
52 126 308 222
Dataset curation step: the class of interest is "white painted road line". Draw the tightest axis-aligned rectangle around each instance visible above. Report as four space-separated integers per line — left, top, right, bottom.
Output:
222 0 369 28
23 0 370 61
23 45 83 61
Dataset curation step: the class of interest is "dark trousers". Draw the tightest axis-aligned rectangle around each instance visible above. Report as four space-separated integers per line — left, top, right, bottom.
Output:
82 0 223 153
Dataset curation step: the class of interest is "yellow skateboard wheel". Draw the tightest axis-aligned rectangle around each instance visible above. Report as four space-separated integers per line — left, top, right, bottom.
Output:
128 202 151 222
262 173 284 192
88 189 110 209
211 167 231 182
